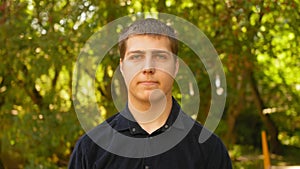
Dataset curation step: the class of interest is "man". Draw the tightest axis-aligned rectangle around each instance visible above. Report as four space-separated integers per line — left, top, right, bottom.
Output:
69 18 232 169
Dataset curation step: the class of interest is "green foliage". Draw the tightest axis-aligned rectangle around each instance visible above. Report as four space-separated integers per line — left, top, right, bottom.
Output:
1 0 299 168
230 145 263 169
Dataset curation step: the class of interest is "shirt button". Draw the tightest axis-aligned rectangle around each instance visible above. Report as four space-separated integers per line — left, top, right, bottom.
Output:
164 124 169 128
145 166 150 169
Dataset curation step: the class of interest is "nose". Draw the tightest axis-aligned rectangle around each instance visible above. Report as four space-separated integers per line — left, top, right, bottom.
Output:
142 55 155 74
142 67 155 74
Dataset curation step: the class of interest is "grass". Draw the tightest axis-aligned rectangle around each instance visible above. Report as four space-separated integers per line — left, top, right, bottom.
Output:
271 145 300 166
230 145 300 169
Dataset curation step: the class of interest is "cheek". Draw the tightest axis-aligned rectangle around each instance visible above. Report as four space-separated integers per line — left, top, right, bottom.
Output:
121 64 140 86
157 65 177 78
157 71 175 84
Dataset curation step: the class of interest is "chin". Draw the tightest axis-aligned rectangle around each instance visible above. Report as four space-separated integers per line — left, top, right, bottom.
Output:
147 92 166 102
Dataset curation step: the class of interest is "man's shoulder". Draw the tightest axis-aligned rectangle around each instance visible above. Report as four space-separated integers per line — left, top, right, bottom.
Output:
189 119 232 168
75 113 121 147
105 112 121 123
187 118 224 146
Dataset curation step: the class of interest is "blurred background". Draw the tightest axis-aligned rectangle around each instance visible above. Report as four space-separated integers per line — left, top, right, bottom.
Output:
0 0 299 168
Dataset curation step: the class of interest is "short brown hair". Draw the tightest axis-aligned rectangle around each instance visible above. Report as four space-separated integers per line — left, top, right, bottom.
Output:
118 18 178 60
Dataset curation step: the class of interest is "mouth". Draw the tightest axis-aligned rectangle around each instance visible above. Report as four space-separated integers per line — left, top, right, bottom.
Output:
138 81 159 86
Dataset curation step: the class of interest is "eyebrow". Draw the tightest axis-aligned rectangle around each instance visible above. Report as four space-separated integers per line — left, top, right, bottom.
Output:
151 50 171 55
126 50 146 55
127 50 171 55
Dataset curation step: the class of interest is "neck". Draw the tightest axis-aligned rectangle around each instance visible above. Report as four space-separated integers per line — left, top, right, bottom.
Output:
128 95 173 134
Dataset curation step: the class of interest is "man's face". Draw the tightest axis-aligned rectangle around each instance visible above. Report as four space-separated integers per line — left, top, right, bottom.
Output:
120 35 178 104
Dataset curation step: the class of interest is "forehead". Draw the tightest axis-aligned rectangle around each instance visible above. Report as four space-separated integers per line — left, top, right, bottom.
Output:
125 35 172 53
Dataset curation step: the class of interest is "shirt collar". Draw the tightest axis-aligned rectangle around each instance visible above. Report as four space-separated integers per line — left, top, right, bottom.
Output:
113 97 185 135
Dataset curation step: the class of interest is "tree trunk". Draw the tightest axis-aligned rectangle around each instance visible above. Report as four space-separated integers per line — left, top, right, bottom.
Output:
224 68 246 147
249 71 283 154
224 104 241 147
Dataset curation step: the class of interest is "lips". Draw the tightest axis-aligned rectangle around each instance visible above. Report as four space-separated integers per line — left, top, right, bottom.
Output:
138 80 159 86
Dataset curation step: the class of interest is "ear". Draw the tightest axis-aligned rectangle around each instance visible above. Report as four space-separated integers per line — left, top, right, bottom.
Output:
119 58 124 75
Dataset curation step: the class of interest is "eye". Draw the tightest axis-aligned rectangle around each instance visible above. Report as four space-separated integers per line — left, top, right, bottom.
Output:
154 53 170 61
156 54 167 59
128 54 143 60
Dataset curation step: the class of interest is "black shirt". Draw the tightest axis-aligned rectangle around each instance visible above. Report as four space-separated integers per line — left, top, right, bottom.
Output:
68 98 232 169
